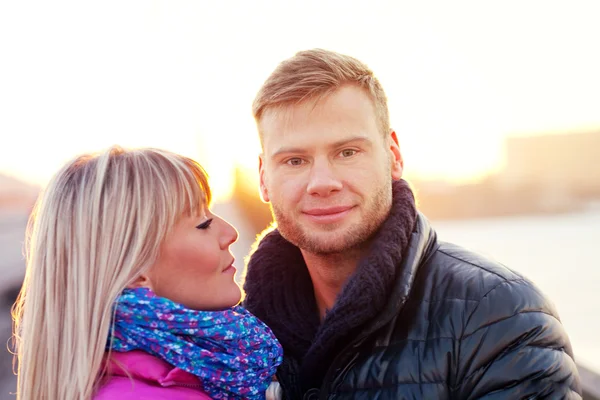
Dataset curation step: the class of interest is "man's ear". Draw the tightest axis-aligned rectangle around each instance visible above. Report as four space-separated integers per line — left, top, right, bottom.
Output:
258 154 270 203
389 130 404 180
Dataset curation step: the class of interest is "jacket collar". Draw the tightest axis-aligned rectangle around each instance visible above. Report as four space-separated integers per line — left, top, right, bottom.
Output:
243 180 429 390
105 350 200 387
367 212 438 345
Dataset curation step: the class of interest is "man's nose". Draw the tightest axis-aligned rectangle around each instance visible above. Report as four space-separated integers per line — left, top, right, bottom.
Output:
306 159 343 197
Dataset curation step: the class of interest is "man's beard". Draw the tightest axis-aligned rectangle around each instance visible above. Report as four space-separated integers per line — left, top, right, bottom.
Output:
271 182 393 255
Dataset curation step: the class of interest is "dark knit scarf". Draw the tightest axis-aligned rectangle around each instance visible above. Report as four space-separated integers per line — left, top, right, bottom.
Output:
243 179 417 392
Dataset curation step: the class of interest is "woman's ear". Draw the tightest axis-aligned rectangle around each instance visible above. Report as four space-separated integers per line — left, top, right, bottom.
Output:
127 274 153 290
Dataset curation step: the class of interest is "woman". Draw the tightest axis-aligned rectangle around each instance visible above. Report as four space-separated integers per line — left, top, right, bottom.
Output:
12 146 283 399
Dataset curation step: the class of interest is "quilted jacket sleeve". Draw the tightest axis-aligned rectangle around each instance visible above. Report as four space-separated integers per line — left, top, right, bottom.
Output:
455 278 582 399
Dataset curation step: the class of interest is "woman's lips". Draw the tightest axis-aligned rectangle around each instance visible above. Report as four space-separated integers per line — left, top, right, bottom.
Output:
222 265 236 274
223 260 236 274
302 206 354 223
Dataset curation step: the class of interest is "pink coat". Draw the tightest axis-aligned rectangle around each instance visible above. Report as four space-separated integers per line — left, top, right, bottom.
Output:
94 350 212 400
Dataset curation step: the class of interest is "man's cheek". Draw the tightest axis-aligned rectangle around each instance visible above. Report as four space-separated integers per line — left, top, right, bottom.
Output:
274 178 300 197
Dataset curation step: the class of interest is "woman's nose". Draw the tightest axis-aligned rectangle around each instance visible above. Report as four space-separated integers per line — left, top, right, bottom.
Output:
219 217 239 249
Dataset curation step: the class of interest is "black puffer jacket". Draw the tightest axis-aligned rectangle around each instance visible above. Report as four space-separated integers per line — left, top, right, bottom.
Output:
244 184 581 399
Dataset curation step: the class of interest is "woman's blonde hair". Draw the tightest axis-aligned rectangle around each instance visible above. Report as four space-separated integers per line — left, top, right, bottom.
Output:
12 146 211 400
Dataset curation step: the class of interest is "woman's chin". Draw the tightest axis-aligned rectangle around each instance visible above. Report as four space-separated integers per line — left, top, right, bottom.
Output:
202 285 243 311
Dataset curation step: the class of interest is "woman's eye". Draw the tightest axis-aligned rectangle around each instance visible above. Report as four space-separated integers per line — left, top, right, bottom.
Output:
196 218 213 230
340 149 357 157
286 158 304 166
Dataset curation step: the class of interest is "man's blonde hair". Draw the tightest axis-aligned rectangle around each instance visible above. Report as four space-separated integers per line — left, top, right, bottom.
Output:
12 146 211 400
253 48 390 138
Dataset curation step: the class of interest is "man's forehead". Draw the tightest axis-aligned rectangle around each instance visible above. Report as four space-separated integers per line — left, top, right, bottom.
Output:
260 86 372 123
259 99 318 131
259 103 313 151
260 93 378 148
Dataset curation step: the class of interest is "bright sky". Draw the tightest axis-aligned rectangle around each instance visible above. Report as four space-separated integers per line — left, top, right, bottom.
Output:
1 0 599 201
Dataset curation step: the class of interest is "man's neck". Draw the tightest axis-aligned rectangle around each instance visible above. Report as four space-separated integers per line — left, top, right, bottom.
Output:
301 248 365 320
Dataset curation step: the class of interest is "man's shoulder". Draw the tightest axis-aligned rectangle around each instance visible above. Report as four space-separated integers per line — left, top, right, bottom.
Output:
400 238 565 348
421 240 547 307
435 240 521 278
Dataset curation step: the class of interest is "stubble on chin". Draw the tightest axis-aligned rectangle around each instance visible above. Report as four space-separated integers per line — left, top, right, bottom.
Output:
270 184 392 255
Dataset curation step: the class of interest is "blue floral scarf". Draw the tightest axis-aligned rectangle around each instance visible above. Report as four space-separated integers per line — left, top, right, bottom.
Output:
107 288 283 399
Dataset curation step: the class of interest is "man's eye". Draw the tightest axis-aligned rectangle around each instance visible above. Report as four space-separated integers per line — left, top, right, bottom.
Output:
340 149 357 157
286 158 304 166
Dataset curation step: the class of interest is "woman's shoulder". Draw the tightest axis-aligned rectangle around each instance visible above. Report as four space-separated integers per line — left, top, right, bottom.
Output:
94 375 212 400
95 351 211 399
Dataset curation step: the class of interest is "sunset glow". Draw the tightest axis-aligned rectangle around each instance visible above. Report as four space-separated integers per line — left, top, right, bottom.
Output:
1 1 599 202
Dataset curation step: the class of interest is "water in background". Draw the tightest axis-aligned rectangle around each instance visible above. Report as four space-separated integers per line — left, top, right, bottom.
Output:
433 210 600 372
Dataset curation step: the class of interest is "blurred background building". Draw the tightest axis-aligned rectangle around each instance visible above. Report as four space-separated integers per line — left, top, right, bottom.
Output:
414 130 600 220
502 131 600 199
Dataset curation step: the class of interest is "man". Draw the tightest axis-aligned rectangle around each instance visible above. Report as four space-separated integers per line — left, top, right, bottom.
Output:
243 49 581 399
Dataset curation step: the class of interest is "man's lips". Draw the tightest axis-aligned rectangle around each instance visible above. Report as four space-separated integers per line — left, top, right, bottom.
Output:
302 206 354 223
303 206 354 216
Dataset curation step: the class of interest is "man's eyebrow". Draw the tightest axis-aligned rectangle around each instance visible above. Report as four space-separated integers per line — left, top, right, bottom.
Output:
270 136 373 158
271 146 308 159
329 136 372 148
